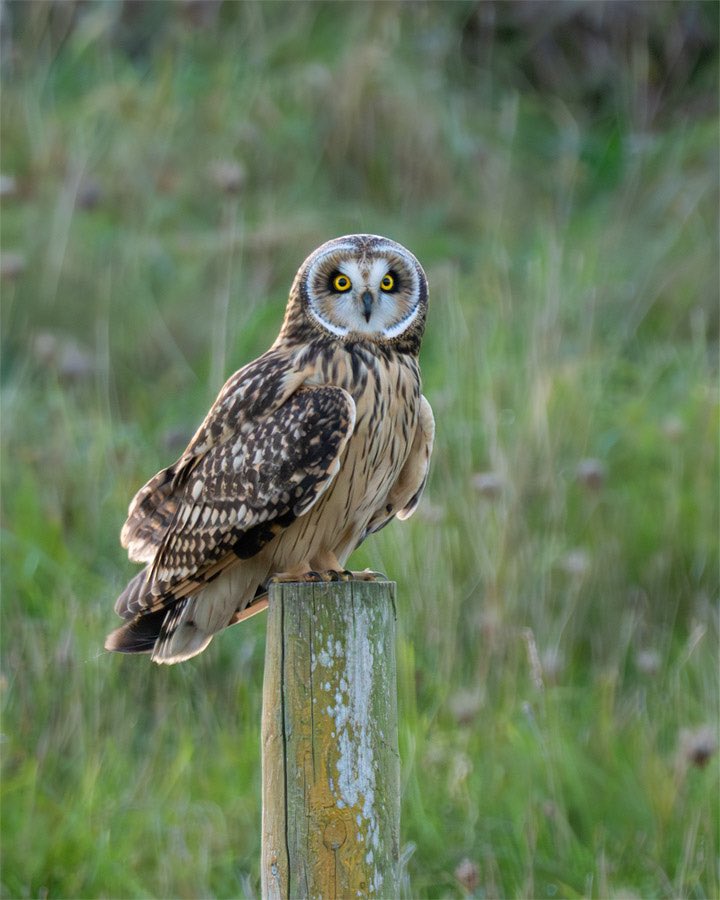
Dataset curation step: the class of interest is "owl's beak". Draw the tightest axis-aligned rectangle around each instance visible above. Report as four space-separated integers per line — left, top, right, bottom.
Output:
361 290 374 322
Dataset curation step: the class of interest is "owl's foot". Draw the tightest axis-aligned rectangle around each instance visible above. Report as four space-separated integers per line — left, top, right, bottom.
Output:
268 567 345 584
268 568 387 585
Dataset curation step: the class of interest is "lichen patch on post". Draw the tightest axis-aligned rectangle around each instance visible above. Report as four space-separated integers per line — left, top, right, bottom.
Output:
314 592 387 892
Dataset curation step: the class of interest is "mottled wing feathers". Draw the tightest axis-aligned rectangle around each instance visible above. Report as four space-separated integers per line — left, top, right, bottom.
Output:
121 467 181 563
121 350 310 563
364 394 434 537
115 384 356 619
148 386 355 584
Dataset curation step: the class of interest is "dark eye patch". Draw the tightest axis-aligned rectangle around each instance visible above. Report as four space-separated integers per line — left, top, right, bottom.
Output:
383 269 400 292
327 270 353 293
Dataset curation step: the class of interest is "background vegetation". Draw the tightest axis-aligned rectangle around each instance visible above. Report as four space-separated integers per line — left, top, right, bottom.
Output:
1 2 718 897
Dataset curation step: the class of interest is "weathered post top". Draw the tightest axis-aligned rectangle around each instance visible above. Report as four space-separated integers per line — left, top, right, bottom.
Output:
261 580 400 900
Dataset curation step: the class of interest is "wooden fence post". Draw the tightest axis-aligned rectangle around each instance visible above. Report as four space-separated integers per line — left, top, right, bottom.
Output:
261 580 400 900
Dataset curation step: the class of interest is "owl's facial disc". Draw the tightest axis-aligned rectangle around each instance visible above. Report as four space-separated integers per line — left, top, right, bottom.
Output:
304 244 423 341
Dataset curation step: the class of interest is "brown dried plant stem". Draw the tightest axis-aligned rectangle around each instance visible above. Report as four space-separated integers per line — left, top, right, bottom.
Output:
261 580 400 899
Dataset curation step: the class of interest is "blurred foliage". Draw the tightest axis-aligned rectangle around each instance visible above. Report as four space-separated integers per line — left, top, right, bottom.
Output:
1 2 718 898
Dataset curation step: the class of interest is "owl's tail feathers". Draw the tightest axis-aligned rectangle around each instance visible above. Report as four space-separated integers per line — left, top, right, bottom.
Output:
150 598 214 664
104 598 214 663
104 608 166 654
106 567 268 664
108 564 215 662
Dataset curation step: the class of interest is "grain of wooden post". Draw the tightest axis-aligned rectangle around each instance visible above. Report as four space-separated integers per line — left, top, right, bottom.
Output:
261 580 400 899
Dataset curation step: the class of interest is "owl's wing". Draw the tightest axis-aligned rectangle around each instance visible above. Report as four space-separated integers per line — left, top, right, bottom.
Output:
116 366 355 620
363 394 435 539
121 350 310 564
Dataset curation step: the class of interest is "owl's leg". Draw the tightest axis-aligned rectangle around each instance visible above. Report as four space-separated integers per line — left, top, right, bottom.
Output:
304 552 354 582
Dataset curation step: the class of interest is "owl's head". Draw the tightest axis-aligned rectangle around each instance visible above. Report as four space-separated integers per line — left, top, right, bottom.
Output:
282 235 428 352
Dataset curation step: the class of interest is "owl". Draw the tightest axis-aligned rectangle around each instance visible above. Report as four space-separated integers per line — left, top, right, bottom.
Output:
106 234 435 664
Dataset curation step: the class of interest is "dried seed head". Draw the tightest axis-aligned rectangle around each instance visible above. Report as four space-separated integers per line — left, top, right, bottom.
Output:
471 470 505 499
679 726 718 769
76 178 103 210
31 331 95 381
449 688 483 726
455 857 480 894
575 457 606 490
208 159 246 194
635 648 661 677
661 415 685 442
0 252 26 279
559 548 591 578
0 174 17 198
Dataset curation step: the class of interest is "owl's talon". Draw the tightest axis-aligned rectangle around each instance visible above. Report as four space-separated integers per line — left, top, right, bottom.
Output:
345 569 388 582
313 569 346 582
305 571 322 582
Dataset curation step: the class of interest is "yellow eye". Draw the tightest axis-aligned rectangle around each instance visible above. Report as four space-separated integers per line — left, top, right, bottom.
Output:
333 274 352 292
380 273 395 291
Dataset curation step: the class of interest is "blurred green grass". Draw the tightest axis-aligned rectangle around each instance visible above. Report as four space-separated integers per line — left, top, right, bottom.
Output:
1 2 718 897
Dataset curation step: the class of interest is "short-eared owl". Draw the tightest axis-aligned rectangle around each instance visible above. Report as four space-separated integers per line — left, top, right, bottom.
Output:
106 235 434 664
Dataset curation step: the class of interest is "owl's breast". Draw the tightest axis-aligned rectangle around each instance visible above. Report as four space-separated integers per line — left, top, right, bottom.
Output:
316 346 420 553
270 344 421 569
